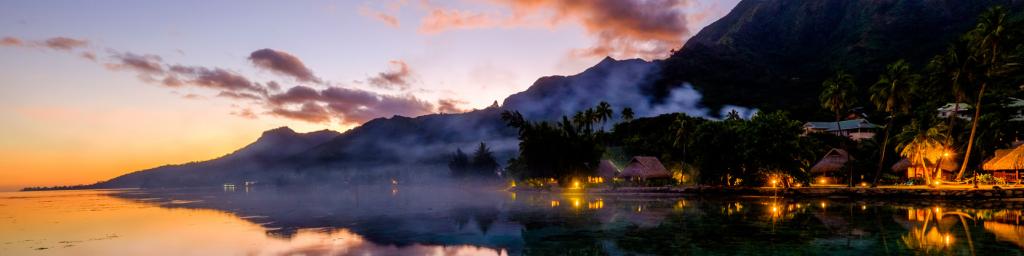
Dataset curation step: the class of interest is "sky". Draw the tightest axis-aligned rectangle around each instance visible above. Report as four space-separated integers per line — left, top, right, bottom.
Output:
0 0 740 191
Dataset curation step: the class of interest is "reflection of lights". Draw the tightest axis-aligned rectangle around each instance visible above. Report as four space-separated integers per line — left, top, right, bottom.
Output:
391 188 398 196
391 178 398 185
550 200 560 207
943 234 953 246
861 205 867 211
820 201 827 209
587 199 604 209
572 198 582 208
770 178 779 188
675 200 686 209
510 192 516 201
636 205 643 212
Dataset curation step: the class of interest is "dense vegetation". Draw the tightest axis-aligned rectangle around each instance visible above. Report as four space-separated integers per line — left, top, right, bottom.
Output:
448 142 500 178
500 101 848 187
501 6 1024 188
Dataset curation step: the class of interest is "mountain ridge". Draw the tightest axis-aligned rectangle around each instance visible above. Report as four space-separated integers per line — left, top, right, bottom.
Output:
84 0 1021 189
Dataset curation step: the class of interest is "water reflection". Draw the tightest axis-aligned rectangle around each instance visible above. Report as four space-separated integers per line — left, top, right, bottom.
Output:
3 188 1024 255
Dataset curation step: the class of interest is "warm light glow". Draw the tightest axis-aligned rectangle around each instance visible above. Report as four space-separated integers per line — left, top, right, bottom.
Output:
933 180 941 186
861 205 867 211
570 180 582 190
793 183 802 188
550 200 560 207
818 177 829 185
859 182 868 187
820 201 827 209
572 198 581 208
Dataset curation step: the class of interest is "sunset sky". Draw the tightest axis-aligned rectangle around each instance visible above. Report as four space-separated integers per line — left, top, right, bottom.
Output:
0 0 739 191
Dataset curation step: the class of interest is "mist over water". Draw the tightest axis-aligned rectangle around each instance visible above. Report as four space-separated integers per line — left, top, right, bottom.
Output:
4 183 1024 255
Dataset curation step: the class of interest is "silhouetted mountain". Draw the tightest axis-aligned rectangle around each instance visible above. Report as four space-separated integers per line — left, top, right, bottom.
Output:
86 0 1020 189
293 106 517 169
94 127 340 188
502 57 664 121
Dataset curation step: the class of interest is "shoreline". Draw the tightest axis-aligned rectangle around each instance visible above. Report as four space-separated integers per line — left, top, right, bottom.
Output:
510 185 1024 200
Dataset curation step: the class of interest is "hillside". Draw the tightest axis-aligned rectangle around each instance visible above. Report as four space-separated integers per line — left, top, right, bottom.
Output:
85 0 1021 189
655 0 1023 119
94 127 339 188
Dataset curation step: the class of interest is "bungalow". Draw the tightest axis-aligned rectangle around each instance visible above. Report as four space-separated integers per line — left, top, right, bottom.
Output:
619 156 671 181
892 158 959 181
983 144 1024 183
803 119 880 141
810 148 852 183
590 160 620 183
937 103 971 120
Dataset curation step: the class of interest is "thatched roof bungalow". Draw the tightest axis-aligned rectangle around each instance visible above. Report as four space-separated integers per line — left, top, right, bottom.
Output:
891 158 959 180
983 144 1024 182
619 156 671 180
810 149 853 175
984 145 1024 171
596 160 620 179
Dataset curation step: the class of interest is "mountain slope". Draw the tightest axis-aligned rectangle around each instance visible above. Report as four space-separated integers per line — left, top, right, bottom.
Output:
94 127 339 188
88 0 1022 189
655 0 1023 118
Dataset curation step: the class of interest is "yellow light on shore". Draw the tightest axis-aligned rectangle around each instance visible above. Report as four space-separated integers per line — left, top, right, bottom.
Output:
933 180 941 186
859 182 868 187
550 200 560 207
770 178 779 187
818 177 829 185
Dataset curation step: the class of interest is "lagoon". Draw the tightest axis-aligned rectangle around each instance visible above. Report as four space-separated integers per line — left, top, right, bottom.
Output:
1 187 1023 255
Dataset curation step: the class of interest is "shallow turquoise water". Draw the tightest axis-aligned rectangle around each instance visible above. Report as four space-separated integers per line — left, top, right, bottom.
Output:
1 186 1023 255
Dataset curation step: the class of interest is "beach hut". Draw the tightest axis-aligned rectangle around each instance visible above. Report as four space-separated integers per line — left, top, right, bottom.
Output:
891 158 959 180
591 160 620 183
619 156 671 181
810 148 853 177
983 144 1024 182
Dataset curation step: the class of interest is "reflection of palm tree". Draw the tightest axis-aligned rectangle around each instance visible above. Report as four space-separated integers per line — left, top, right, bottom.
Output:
871 60 917 187
901 207 976 255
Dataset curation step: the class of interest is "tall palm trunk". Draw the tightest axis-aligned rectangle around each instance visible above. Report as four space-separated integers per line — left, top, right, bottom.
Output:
957 82 987 180
872 118 894 187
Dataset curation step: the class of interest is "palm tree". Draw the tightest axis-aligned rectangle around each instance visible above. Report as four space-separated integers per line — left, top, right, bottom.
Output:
958 6 1012 180
870 60 918 187
820 70 857 186
584 108 597 133
897 122 949 186
928 42 977 180
595 101 613 132
621 107 635 122
725 109 741 121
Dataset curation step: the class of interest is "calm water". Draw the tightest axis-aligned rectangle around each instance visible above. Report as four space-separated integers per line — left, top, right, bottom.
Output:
2 186 1024 255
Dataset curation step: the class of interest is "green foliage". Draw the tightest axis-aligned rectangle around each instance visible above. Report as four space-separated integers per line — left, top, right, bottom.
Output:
502 106 606 185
